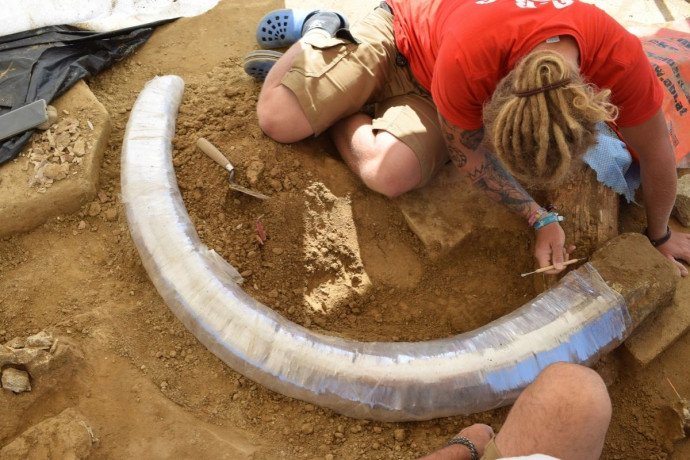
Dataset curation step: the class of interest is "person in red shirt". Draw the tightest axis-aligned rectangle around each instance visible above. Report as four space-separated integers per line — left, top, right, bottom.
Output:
251 0 690 276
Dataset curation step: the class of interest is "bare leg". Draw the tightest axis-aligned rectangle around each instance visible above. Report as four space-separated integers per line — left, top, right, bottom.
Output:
495 362 612 460
419 363 611 460
330 113 422 197
255 44 421 197
256 41 314 143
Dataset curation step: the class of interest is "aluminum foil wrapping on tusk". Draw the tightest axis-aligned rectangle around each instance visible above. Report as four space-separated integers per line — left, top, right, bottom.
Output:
121 75 632 422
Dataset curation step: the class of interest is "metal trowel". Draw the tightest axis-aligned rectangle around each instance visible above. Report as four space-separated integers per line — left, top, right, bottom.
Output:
196 137 269 200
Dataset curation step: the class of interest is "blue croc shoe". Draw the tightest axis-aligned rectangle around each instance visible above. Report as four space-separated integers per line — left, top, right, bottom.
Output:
242 50 283 80
255 9 349 49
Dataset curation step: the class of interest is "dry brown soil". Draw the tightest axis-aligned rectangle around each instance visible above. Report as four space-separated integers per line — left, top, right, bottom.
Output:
1 1 690 459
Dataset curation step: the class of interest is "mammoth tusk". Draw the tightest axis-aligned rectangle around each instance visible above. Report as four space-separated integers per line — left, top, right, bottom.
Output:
120 75 632 422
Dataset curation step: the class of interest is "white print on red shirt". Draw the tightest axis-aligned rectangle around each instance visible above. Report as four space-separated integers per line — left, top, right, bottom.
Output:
476 0 574 8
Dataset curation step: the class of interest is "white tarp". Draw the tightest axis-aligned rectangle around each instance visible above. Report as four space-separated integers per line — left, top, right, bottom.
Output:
1 0 219 35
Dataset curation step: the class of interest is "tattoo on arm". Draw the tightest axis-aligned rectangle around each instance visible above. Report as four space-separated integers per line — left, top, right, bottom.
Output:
444 133 468 168
442 118 484 168
440 116 535 217
472 152 534 216
459 126 484 150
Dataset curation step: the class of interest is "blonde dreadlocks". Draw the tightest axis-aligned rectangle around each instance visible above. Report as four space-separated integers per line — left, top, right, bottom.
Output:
483 50 618 188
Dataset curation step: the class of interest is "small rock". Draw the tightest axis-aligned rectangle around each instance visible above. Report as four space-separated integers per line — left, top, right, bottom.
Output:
394 429 406 442
246 159 265 185
54 132 71 151
86 202 101 217
36 105 58 130
42 163 67 180
105 208 118 222
73 138 86 157
25 331 53 349
6 337 25 349
312 316 327 328
1 368 31 393
301 423 314 435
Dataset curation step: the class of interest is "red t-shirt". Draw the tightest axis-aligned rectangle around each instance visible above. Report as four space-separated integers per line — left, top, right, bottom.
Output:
388 0 664 130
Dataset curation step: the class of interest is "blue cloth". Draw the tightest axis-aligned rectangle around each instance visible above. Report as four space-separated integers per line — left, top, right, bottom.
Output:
583 122 641 203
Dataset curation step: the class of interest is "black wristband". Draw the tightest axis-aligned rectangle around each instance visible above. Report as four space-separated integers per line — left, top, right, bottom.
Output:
446 437 479 460
645 226 672 247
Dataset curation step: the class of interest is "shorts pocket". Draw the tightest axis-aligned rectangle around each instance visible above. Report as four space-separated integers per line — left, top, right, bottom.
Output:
297 35 357 78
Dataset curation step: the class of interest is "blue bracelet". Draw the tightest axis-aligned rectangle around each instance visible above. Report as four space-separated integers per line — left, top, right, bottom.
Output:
533 212 564 230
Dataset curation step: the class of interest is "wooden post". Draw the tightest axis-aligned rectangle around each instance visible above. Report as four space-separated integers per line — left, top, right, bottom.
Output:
534 166 620 291
550 166 619 254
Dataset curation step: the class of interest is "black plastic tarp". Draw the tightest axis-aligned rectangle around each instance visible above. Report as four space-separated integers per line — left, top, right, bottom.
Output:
0 19 174 165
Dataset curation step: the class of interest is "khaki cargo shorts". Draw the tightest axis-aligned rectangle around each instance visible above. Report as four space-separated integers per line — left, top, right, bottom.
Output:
481 438 502 460
281 6 448 186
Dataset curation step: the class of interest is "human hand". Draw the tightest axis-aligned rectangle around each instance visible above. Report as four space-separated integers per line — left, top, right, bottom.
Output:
654 230 690 277
534 223 576 275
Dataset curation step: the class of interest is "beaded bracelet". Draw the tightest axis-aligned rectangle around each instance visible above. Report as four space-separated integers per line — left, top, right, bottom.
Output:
528 207 548 227
533 212 564 230
446 437 479 460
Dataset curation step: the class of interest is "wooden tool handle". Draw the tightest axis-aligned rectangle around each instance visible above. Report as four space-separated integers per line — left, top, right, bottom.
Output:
523 258 581 277
197 137 232 170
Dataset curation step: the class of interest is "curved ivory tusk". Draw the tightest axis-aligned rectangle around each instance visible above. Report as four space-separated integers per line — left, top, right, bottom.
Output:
121 75 632 421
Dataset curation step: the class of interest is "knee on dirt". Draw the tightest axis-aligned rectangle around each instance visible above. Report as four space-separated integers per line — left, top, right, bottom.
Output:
256 98 307 144
359 168 412 198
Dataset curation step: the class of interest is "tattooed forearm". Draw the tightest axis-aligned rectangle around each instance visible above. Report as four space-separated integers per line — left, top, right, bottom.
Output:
441 118 485 167
459 126 484 150
446 142 468 168
472 152 533 216
441 116 484 149
439 115 535 217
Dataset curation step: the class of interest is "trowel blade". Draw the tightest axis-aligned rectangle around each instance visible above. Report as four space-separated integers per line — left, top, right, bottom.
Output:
229 182 270 200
